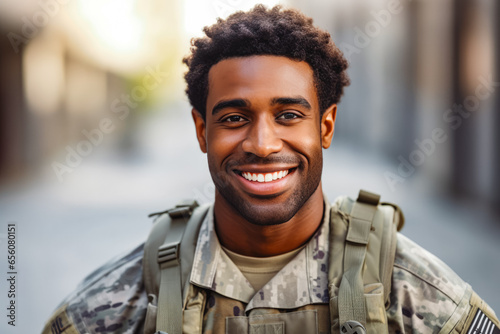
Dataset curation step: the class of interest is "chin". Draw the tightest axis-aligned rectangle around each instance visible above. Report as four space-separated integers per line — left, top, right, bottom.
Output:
224 191 306 226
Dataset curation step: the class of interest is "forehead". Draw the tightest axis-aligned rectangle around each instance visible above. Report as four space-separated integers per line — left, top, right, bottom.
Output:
206 55 318 111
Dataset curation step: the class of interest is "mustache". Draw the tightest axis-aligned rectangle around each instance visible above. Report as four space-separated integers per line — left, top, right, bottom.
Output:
225 154 302 169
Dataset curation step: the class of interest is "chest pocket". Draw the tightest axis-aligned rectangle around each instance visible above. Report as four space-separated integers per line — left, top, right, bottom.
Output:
226 310 318 334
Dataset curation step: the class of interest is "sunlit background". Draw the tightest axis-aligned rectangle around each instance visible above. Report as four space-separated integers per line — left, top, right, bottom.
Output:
0 0 499 332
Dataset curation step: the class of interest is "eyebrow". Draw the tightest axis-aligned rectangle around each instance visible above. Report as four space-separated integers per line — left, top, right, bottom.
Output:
271 97 311 110
211 96 312 115
211 99 250 115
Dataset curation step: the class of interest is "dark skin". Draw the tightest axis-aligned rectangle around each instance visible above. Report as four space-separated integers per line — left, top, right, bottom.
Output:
192 55 336 257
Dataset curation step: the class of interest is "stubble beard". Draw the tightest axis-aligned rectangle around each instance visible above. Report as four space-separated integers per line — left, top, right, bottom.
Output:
209 153 323 226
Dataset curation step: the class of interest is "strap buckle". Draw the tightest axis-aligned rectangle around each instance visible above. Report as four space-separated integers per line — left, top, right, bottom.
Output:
340 321 366 334
356 190 380 206
169 200 198 218
148 199 199 219
157 242 180 268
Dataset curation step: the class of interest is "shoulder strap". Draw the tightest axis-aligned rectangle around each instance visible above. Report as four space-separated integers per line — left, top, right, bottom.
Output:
332 190 404 334
142 200 210 334
337 190 379 330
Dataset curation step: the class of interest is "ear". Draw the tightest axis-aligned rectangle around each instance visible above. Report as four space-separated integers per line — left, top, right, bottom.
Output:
321 104 337 149
192 109 207 153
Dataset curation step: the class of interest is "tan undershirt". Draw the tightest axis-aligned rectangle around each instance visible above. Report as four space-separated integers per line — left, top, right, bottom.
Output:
221 245 305 292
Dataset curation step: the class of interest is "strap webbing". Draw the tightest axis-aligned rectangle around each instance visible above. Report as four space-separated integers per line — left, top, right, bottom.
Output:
338 190 380 329
155 202 197 334
158 265 182 333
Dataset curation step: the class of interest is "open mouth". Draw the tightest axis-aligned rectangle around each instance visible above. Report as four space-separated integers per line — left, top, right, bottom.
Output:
238 168 295 183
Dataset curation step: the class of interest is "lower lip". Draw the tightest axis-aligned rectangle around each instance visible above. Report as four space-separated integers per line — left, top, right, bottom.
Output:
235 170 295 196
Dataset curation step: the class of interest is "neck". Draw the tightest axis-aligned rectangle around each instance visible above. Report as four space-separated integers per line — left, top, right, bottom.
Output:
214 185 325 257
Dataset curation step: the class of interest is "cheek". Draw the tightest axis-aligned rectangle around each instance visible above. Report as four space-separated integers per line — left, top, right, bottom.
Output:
280 125 322 158
206 131 243 163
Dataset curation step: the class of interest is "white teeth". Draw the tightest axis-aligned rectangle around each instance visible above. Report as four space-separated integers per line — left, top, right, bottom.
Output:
241 170 291 182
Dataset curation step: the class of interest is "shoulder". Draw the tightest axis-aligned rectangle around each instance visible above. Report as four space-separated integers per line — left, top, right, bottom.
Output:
388 233 500 333
42 244 148 334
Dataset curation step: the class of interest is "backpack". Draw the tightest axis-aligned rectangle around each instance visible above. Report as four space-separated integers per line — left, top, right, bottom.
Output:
142 190 404 334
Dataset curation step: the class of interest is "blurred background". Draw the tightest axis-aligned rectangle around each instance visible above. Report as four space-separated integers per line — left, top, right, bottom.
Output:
0 0 499 332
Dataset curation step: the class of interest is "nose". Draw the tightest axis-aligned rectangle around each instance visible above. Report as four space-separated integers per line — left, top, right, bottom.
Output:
241 117 283 157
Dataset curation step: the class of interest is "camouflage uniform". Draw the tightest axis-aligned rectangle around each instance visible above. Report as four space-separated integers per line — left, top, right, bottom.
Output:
43 200 499 334
43 244 148 334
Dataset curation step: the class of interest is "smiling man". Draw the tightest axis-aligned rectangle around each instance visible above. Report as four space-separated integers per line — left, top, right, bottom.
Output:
194 55 332 257
43 5 499 334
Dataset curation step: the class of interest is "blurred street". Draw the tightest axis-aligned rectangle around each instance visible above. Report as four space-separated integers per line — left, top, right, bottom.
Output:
1 100 499 333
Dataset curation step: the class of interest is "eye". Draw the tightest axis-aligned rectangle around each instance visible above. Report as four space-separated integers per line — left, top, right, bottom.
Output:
223 115 246 122
277 112 300 120
218 114 248 126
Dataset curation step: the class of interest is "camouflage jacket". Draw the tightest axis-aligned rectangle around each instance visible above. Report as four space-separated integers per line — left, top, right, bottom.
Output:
43 201 499 334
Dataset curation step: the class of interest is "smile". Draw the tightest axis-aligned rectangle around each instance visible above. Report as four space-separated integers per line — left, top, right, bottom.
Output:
240 169 290 183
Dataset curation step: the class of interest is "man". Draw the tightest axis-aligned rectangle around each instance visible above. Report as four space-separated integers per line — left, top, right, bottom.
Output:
43 5 499 334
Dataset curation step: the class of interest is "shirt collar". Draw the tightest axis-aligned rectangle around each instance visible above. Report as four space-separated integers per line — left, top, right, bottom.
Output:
189 198 331 311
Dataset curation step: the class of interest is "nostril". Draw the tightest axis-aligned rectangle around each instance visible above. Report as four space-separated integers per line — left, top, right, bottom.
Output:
241 135 283 157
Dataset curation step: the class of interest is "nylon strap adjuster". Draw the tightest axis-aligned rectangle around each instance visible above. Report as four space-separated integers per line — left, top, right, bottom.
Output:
341 320 366 334
148 199 199 219
170 199 198 217
346 218 372 245
356 190 380 206
158 242 180 268
167 206 193 219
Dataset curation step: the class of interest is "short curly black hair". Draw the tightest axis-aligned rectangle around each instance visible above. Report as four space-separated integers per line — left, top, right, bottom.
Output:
183 4 350 119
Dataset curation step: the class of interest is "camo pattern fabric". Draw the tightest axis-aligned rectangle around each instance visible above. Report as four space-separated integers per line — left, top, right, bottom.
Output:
42 198 499 333
387 234 500 333
189 203 331 310
188 201 499 333
42 244 148 334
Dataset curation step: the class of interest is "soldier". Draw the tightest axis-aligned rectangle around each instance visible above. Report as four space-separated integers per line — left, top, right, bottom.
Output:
43 5 499 334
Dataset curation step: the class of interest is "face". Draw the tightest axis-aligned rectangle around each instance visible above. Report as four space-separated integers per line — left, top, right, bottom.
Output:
193 55 336 225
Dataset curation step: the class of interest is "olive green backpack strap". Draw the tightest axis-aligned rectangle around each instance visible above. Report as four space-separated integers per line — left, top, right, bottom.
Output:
337 190 379 332
332 190 404 334
142 200 210 334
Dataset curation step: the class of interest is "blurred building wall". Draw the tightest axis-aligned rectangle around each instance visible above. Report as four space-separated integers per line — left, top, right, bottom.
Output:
0 0 185 183
0 31 25 179
452 0 499 205
495 1 500 206
290 0 499 209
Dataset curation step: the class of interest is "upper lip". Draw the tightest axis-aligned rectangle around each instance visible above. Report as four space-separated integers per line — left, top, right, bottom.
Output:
233 165 297 174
